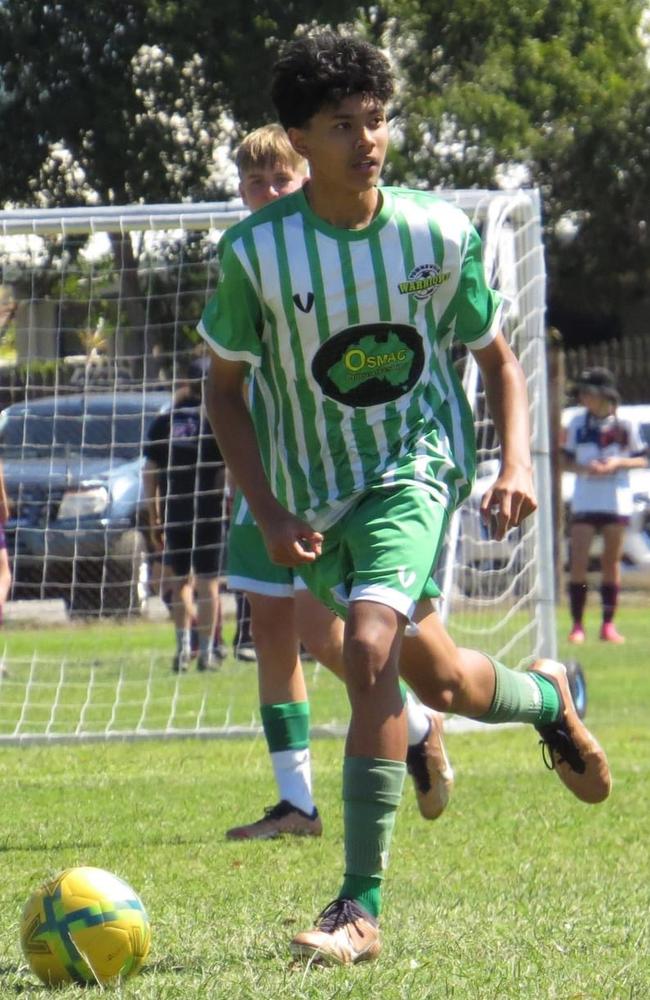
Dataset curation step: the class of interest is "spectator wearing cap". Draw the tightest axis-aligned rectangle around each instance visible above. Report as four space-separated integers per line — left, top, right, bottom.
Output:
143 356 226 672
561 367 649 644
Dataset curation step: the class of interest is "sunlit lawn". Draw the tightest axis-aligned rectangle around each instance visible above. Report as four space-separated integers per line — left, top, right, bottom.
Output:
0 605 647 998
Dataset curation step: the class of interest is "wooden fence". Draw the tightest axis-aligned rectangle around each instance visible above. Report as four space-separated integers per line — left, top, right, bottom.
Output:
563 333 650 405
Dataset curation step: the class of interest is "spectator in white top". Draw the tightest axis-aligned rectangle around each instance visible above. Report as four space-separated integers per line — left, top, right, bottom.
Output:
561 367 649 644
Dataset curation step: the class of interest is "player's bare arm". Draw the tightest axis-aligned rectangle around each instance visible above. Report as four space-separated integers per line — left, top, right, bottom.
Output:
472 332 538 540
204 353 322 566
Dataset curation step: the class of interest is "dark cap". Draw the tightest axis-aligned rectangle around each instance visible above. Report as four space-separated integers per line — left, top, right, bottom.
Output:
574 366 620 404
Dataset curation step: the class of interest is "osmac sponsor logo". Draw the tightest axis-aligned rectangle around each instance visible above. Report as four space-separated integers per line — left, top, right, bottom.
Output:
398 263 450 301
311 322 424 407
342 345 409 374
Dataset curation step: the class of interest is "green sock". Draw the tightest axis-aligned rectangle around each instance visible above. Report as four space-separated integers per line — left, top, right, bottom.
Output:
338 757 406 919
477 657 561 726
339 874 382 918
260 701 310 752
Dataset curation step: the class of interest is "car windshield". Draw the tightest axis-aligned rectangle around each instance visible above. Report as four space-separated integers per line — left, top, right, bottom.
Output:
0 408 156 461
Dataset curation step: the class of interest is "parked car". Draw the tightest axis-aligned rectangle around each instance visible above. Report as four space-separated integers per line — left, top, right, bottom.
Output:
0 390 172 615
561 404 650 571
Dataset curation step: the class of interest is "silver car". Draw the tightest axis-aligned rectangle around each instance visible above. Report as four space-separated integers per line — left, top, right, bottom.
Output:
0 390 172 615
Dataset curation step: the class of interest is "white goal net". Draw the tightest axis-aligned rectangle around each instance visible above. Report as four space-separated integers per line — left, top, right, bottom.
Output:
0 189 554 744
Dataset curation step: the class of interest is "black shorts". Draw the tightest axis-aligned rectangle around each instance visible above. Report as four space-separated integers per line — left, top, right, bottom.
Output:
571 512 630 529
163 520 224 577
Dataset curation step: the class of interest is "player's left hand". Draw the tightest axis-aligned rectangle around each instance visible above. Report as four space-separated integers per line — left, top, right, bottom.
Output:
480 465 538 540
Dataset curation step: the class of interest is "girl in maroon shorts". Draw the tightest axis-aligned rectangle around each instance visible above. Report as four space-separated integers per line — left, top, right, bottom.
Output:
562 368 649 643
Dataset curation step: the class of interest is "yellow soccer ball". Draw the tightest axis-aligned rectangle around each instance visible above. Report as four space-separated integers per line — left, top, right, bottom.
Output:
20 866 151 987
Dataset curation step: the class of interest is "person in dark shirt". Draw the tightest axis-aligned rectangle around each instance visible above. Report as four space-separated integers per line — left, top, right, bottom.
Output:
144 357 226 672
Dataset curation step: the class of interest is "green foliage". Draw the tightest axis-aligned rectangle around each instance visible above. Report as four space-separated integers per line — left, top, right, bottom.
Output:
0 0 360 207
379 0 650 330
0 1 364 360
13 359 59 387
1 0 649 341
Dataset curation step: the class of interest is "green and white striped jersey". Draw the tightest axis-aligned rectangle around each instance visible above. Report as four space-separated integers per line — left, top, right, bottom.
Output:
199 186 500 530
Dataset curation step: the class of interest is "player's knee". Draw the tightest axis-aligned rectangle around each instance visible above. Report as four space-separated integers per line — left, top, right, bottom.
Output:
344 632 396 694
343 604 400 687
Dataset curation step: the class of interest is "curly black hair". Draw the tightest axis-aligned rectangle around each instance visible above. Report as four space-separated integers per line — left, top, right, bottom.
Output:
271 30 394 130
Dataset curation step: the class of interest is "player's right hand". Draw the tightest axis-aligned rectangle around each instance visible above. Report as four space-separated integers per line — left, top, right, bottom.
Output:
261 512 323 567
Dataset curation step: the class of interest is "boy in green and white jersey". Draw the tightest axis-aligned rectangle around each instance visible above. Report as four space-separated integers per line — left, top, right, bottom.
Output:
201 30 611 965
227 124 453 839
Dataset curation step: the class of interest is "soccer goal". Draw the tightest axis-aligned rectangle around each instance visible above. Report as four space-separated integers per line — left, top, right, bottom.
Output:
0 188 554 744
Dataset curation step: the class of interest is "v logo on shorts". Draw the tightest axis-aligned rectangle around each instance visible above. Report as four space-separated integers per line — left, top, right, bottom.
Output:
398 567 416 589
293 291 315 313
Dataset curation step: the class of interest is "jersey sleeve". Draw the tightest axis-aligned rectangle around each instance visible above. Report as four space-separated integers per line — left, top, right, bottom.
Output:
453 225 502 349
197 236 264 367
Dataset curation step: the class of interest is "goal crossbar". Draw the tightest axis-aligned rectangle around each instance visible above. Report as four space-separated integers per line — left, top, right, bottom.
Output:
0 187 555 745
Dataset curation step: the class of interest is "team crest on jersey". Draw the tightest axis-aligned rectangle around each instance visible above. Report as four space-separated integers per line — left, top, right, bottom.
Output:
398 263 450 301
311 322 424 407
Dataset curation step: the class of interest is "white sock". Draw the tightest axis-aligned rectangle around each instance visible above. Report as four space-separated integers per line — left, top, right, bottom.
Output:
405 690 431 746
270 748 315 815
176 628 191 655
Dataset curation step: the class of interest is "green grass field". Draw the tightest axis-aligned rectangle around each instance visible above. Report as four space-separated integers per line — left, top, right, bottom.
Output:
0 606 648 998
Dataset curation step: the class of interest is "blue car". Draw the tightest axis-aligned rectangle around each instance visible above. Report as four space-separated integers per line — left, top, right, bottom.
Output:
0 390 172 615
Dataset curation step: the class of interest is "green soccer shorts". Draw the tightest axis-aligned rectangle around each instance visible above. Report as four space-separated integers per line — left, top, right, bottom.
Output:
227 520 307 597
297 484 447 621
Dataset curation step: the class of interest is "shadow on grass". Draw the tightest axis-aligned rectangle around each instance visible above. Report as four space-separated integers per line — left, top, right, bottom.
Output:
0 834 212 854
0 964 45 993
1 961 192 991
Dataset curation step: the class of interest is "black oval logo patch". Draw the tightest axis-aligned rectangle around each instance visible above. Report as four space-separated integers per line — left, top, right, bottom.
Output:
311 322 424 408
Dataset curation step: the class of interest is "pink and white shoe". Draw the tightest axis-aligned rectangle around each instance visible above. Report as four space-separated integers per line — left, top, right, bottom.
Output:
568 624 585 644
599 622 625 644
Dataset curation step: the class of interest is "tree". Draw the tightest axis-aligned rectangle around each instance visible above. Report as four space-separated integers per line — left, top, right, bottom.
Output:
0 0 359 365
2 1 648 348
0 0 360 207
375 0 650 343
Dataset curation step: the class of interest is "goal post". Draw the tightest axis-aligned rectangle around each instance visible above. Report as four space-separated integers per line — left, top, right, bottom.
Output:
436 189 557 669
0 188 555 744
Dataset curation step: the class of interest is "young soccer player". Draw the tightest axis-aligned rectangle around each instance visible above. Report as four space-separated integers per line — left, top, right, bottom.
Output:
226 124 452 838
200 32 611 964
